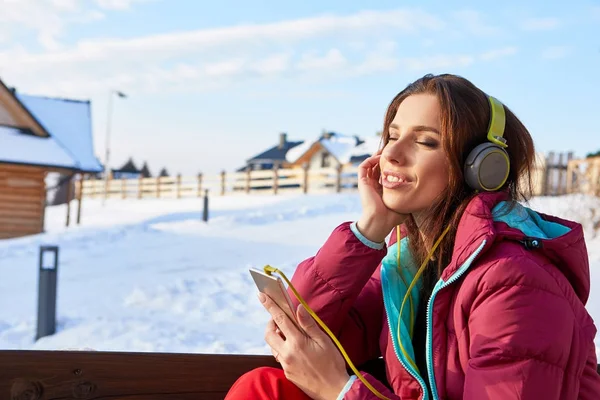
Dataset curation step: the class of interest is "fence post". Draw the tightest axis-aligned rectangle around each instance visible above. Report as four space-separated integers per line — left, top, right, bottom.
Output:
138 175 143 199
121 178 127 199
566 160 574 194
336 164 343 193
302 163 309 194
246 168 251 194
36 246 59 341
197 173 203 197
177 174 182 199
543 151 555 196
221 170 226 196
156 176 161 198
203 189 209 222
273 164 279 195
557 152 565 195
65 174 74 227
591 159 600 197
76 174 83 225
90 175 96 199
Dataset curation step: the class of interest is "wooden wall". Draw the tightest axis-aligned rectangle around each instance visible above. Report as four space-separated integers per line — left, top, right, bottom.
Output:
0 163 46 239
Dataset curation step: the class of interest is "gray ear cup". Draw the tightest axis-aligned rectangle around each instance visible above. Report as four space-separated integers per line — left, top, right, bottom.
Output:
464 142 510 191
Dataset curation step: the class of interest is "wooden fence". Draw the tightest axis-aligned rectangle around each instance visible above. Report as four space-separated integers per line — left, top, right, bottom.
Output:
76 151 590 201
567 156 600 196
78 165 358 200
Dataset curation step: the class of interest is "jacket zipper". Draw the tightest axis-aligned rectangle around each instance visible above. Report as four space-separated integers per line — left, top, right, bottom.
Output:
425 239 487 400
381 265 430 400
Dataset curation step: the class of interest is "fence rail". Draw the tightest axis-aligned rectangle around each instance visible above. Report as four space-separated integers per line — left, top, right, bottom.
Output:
75 152 599 201
78 166 355 199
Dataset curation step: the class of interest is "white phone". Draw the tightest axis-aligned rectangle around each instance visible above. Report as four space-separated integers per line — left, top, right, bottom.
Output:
249 268 303 332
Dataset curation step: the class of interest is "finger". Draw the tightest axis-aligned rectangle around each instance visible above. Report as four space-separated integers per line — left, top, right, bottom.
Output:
260 293 301 340
358 155 381 181
264 319 285 353
295 304 324 341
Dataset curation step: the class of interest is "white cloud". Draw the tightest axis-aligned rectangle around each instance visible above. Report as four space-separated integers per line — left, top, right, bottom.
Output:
297 49 347 72
480 46 518 61
520 17 561 31
0 0 137 50
94 0 153 10
541 46 570 60
0 8 520 98
403 54 475 71
452 10 502 36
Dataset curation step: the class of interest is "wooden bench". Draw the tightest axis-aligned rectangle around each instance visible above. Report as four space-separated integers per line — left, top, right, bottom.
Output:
0 350 387 400
1 350 597 399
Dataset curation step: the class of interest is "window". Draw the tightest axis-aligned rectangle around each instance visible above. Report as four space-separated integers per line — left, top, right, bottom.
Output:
321 152 331 168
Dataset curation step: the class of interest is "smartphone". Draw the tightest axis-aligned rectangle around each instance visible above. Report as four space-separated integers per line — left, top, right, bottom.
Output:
249 268 304 332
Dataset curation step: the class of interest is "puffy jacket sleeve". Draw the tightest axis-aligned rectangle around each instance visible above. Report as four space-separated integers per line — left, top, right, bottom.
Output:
288 222 387 368
463 255 593 399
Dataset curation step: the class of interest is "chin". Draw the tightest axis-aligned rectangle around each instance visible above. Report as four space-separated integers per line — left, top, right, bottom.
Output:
382 191 415 215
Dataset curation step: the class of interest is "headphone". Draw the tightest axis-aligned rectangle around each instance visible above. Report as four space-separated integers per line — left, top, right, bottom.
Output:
464 96 510 192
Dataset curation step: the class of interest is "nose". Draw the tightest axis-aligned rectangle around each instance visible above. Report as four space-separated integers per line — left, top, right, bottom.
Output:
381 137 408 166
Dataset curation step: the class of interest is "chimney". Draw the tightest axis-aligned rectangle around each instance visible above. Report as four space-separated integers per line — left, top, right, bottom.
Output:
278 132 287 149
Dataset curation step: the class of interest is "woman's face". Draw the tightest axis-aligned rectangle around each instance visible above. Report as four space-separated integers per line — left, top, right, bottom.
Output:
379 93 450 221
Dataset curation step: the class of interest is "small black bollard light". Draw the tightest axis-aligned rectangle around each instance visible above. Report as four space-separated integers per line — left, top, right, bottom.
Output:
202 189 209 222
36 245 59 341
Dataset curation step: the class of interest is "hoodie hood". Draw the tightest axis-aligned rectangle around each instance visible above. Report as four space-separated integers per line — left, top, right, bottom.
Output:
446 192 591 304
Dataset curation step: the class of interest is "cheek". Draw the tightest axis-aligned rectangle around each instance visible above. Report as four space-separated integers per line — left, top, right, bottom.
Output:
419 155 449 193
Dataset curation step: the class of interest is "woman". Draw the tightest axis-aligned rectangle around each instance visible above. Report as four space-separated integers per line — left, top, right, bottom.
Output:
225 74 600 399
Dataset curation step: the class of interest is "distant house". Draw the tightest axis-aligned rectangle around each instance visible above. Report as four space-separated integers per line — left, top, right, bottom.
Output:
287 131 381 169
110 158 154 179
238 133 304 172
0 78 103 238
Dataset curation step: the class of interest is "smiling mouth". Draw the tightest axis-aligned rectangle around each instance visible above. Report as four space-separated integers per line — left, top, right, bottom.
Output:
381 172 413 188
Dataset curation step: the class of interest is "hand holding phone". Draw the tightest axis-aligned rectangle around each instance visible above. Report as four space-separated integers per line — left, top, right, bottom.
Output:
249 268 304 334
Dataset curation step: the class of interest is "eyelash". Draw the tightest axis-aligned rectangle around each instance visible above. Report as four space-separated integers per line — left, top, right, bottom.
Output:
387 137 437 148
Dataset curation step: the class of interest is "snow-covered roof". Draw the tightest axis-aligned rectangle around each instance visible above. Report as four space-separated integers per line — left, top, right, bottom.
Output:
350 136 383 159
285 140 312 163
15 93 103 172
0 126 78 169
285 133 383 165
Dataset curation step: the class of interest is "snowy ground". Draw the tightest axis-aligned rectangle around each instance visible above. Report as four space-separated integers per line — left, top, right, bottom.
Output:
0 193 599 359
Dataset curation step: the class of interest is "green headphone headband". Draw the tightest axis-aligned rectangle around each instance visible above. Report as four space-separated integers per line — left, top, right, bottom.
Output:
487 96 507 148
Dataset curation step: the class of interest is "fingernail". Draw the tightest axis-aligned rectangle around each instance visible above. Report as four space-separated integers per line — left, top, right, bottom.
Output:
297 304 306 317
258 292 266 303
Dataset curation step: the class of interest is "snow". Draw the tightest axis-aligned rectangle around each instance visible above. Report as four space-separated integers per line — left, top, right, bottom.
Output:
320 134 359 164
16 94 103 172
0 193 599 361
0 125 77 169
285 140 312 163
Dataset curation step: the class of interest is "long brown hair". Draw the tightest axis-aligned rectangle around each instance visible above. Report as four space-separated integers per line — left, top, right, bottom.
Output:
381 74 536 280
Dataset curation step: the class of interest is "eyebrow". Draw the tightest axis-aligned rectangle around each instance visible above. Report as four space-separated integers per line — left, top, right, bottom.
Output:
389 123 440 135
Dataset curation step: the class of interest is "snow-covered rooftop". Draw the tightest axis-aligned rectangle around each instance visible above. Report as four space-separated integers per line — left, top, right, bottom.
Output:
14 94 103 172
0 126 78 169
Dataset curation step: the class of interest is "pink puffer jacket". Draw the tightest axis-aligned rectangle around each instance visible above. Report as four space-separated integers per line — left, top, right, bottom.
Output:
288 192 600 399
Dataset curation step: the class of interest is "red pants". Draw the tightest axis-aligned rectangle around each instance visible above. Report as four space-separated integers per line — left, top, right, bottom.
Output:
225 367 313 399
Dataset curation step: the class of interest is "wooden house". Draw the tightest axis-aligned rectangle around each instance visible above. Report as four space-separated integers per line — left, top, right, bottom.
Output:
287 131 381 169
0 79 103 239
238 133 304 172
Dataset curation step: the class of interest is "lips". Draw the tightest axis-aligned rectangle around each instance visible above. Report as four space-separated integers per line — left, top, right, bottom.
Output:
381 170 413 189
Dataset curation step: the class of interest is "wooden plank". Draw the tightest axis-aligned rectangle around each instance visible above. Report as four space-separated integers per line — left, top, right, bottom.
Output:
0 216 41 228
0 163 47 174
0 351 396 400
0 198 43 210
0 208 42 219
0 351 278 400
0 185 45 198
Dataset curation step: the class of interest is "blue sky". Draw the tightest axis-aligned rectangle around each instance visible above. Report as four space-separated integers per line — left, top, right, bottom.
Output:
1 0 599 175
